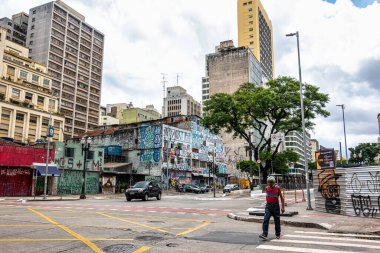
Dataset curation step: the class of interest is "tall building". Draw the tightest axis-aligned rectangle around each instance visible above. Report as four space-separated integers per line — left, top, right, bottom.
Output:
0 12 29 46
0 28 64 143
107 103 131 119
284 131 312 168
164 86 201 117
237 0 274 81
202 40 262 172
377 113 380 144
26 0 104 139
310 139 319 162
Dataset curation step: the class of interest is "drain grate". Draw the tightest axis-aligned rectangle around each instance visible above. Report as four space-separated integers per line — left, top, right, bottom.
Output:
149 220 165 223
166 243 179 247
103 244 135 253
135 235 163 241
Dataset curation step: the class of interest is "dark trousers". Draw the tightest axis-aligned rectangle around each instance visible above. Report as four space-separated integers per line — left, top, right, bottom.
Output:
262 203 281 237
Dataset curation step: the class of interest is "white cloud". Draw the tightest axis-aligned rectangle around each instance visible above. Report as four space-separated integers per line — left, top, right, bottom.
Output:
1 0 379 154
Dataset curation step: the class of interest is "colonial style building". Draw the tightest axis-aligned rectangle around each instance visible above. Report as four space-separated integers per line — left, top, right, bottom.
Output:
0 28 64 143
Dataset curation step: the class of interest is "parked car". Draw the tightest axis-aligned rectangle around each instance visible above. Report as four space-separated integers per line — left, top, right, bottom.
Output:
200 185 212 193
182 184 201 193
175 184 184 192
125 181 161 201
223 184 240 193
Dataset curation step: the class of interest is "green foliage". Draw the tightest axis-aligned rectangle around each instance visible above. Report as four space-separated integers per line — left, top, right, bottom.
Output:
237 160 259 175
202 76 330 181
272 150 300 174
308 161 317 170
349 143 380 165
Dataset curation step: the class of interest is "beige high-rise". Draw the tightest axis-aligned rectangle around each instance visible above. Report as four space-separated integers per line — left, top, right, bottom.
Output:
238 0 274 81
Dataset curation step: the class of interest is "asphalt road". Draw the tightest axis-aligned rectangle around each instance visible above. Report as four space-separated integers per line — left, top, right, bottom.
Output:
0 193 379 253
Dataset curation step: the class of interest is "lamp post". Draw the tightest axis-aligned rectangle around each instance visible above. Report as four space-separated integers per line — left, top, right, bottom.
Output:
80 136 92 199
286 31 312 210
336 104 348 163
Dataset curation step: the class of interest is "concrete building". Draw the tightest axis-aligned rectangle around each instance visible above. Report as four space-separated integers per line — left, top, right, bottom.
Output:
0 12 29 47
237 0 274 81
26 0 104 139
378 113 380 144
107 103 131 119
284 131 312 168
164 86 201 117
99 115 119 126
310 139 319 162
121 105 161 124
202 40 262 172
0 28 64 143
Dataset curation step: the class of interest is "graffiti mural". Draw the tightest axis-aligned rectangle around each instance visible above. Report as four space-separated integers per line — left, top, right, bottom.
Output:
314 167 380 219
57 170 99 195
90 129 137 150
318 169 341 214
138 125 161 168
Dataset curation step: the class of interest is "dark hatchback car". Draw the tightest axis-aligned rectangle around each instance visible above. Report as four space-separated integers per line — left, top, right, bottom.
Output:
223 184 240 193
125 181 162 201
182 184 202 193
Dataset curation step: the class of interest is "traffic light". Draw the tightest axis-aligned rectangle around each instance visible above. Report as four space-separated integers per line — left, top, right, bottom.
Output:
214 165 219 174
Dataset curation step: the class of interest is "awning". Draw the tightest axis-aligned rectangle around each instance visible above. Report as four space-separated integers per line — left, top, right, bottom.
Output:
33 163 60 177
192 173 203 177
103 163 131 174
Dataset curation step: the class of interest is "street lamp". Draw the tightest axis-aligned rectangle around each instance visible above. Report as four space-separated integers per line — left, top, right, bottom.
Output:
80 136 92 199
286 31 312 210
336 104 348 163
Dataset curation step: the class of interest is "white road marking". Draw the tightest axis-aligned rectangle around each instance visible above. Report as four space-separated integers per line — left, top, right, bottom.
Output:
272 239 380 250
257 245 354 253
294 231 380 239
285 234 380 244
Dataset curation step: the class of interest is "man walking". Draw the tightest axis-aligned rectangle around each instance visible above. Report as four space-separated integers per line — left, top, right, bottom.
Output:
259 176 285 240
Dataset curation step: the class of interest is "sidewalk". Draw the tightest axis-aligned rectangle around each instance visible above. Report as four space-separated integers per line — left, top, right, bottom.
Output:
227 195 380 235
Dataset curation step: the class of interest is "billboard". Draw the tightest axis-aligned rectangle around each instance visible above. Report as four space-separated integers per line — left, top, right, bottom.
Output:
316 149 336 170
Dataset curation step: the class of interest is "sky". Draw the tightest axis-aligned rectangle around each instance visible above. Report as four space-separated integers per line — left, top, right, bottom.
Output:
0 0 379 156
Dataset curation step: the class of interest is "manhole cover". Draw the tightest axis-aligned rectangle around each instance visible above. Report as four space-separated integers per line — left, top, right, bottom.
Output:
135 235 163 241
166 243 179 247
103 244 135 253
149 220 165 223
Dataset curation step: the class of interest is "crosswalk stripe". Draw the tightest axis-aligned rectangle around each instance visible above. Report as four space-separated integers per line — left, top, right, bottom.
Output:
294 231 380 239
257 245 355 253
272 239 380 250
285 234 380 244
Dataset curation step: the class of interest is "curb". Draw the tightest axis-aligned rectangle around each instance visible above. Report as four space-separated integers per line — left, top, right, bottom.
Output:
227 213 329 230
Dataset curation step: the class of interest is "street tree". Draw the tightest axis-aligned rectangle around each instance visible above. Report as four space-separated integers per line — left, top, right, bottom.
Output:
202 76 330 183
349 143 380 165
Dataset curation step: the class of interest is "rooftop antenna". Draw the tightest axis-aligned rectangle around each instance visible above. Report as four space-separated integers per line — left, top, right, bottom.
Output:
161 73 167 116
176 73 180 86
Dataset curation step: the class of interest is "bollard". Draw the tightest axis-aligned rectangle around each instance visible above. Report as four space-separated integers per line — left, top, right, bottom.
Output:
302 188 306 202
282 188 287 206
294 189 297 203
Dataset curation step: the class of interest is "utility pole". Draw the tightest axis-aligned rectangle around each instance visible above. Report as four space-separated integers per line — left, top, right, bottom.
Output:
336 104 348 163
161 73 167 117
176 73 180 86
43 94 53 199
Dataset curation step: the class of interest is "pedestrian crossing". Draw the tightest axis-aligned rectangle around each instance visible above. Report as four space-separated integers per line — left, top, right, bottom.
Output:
256 230 380 252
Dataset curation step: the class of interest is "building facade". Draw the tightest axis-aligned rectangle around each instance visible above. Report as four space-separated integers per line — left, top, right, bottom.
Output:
0 12 29 46
99 115 119 126
120 105 161 124
237 0 274 81
26 0 104 139
163 86 201 117
0 29 64 143
310 139 319 162
284 131 312 168
202 40 262 173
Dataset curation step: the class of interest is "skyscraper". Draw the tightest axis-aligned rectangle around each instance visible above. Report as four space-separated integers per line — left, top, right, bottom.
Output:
238 0 274 81
0 12 29 47
26 0 104 139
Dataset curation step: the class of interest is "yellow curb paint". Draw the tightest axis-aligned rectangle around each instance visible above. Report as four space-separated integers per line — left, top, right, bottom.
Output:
28 208 104 253
132 246 151 253
176 222 211 237
0 238 134 242
96 212 168 233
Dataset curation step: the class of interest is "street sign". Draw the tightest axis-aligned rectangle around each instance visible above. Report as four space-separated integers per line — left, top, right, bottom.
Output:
271 133 284 143
316 149 336 170
47 126 54 138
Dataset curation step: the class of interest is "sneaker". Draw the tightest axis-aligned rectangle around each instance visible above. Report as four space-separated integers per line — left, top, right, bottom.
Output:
259 234 268 241
276 235 281 239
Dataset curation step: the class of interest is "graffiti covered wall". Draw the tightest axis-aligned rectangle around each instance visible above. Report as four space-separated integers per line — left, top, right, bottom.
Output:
313 166 380 218
136 125 161 176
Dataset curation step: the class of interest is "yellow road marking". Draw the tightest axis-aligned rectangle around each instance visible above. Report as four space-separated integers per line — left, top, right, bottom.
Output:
28 208 104 253
0 224 140 228
132 246 151 253
176 222 211 237
0 238 134 242
96 212 168 233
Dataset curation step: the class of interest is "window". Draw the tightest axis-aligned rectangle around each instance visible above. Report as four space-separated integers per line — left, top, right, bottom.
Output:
65 148 75 157
37 96 44 105
43 79 50 86
31 25 34 30
250 41 254 45
249 21 253 25
25 92 33 100
248 1 252 4
249 14 253 18
7 66 15 76
249 8 252 11
12 88 20 98
243 2 247 5
249 34 254 38
32 18 35 22
30 33 34 38
87 151 94 160
32 10 36 14
19 70 28 79
32 74 39 82
249 27 253 31
29 116 37 124
16 113 24 121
